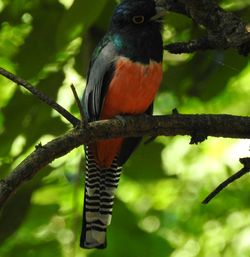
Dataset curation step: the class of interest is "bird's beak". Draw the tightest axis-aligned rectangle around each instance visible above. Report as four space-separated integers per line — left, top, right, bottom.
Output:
150 7 167 21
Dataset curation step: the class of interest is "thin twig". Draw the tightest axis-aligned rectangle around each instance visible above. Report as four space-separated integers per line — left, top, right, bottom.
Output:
0 67 79 126
70 84 88 127
202 158 250 204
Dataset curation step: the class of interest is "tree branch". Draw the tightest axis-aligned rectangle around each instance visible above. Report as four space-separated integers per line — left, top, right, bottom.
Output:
162 0 250 55
0 67 79 126
165 37 214 54
202 158 250 204
0 113 250 209
70 84 88 126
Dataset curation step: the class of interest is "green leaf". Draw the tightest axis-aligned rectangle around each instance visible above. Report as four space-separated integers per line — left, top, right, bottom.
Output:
0 167 54 245
123 141 168 181
14 1 65 80
89 200 173 257
56 0 108 50
165 50 248 100
2 240 62 257
0 71 66 177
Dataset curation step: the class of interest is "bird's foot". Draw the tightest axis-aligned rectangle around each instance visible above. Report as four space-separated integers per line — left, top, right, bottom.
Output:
114 115 127 127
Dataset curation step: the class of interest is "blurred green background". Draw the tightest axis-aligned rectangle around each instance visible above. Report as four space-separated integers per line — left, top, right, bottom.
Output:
0 0 250 256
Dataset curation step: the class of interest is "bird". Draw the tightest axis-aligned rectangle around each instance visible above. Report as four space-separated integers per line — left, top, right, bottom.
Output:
81 0 165 249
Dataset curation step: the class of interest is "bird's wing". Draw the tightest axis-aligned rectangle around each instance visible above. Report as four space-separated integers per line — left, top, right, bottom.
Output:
83 37 117 121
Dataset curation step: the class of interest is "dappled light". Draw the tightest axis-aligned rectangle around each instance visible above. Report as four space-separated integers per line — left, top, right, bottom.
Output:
0 0 250 256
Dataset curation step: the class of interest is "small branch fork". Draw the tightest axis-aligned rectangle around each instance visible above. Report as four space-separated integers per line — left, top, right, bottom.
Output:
161 0 250 55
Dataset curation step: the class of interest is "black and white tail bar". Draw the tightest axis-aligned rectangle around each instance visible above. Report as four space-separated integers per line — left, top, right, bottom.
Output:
80 146 122 249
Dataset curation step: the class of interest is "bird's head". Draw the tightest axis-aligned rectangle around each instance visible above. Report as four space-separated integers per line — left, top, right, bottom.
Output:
110 0 166 32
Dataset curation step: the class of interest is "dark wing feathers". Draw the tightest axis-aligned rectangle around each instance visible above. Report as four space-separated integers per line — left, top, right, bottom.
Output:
83 37 117 121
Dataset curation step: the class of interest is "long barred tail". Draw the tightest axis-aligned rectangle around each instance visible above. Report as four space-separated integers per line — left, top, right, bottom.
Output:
80 146 122 249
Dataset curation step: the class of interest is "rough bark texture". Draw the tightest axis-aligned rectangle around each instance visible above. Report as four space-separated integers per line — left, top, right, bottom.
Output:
162 0 250 55
0 114 250 209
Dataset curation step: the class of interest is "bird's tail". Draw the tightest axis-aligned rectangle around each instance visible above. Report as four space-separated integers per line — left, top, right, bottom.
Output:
80 146 122 249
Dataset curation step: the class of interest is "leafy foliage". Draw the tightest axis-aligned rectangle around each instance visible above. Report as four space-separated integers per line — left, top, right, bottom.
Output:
0 0 250 256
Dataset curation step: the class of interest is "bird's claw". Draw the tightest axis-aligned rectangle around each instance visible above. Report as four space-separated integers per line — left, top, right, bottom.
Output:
115 115 127 126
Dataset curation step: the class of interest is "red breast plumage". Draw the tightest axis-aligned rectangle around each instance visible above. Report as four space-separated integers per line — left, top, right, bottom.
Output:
96 57 163 167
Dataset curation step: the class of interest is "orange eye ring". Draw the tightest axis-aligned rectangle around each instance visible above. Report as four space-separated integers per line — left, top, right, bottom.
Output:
132 15 145 24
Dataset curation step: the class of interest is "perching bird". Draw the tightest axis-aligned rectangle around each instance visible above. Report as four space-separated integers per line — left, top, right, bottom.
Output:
81 0 165 249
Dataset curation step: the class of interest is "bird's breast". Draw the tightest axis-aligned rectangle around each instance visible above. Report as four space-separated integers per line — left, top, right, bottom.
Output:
95 57 163 168
100 57 163 119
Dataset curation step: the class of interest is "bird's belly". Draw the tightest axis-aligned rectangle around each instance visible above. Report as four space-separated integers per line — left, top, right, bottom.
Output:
101 57 163 119
95 57 162 168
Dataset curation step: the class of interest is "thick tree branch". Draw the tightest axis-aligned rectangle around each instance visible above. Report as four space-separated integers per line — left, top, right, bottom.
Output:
161 0 250 55
0 113 250 209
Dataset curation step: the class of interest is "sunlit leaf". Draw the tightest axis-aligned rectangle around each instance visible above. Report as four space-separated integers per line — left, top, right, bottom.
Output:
123 141 168 181
56 0 108 50
14 1 65 80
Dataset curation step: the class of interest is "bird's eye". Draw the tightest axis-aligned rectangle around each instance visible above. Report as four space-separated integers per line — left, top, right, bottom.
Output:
132 15 145 24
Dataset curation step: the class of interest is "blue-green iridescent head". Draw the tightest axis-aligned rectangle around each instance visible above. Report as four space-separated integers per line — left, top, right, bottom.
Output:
110 0 166 63
111 0 165 32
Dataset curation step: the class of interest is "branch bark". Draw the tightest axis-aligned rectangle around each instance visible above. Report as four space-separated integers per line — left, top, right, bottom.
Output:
0 113 250 209
162 0 250 55
202 158 250 204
